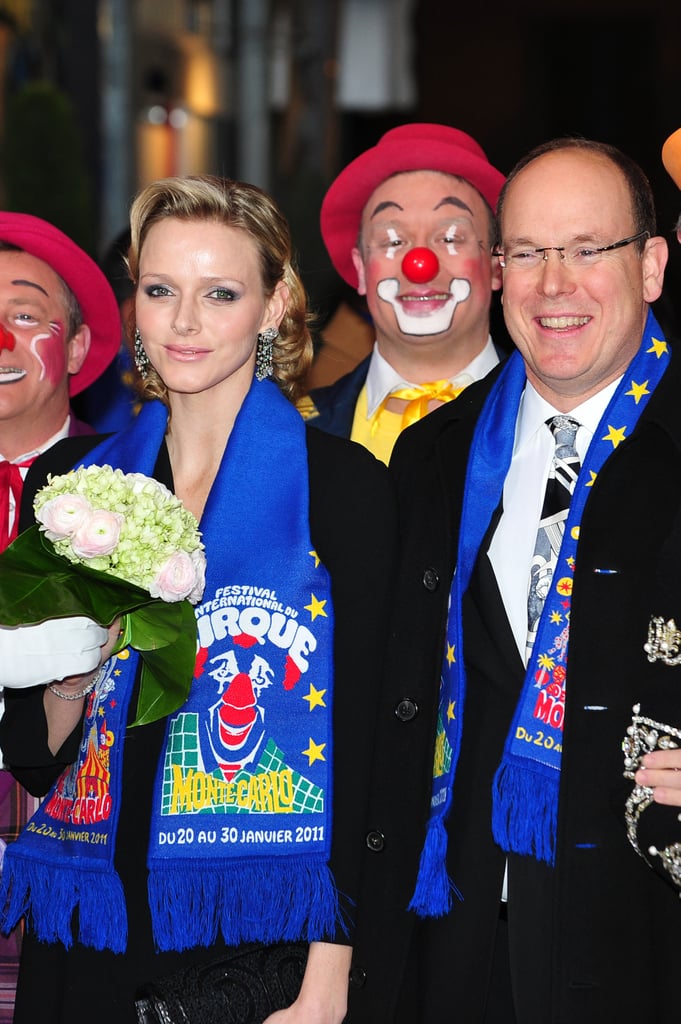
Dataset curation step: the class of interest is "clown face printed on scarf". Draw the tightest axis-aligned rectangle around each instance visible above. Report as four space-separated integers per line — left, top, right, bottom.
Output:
194 597 318 785
148 579 333 821
0 250 89 440
352 170 501 363
204 643 276 775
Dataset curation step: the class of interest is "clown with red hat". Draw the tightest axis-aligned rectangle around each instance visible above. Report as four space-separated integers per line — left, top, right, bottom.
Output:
299 123 507 464
0 210 119 1022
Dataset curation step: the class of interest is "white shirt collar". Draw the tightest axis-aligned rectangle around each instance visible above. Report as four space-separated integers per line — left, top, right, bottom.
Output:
364 336 500 418
514 377 621 456
0 414 72 465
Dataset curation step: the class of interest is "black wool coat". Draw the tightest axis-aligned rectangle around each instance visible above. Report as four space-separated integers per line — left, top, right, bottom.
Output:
347 342 681 1024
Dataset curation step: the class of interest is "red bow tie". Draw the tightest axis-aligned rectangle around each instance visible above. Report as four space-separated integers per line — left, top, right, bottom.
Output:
0 457 37 551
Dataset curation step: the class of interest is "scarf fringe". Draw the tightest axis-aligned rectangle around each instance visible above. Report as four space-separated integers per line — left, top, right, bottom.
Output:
148 856 342 952
0 853 127 952
408 818 460 917
492 761 557 866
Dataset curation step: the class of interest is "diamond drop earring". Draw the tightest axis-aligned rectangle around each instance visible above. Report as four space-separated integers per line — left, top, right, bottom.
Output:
134 327 150 379
255 326 278 381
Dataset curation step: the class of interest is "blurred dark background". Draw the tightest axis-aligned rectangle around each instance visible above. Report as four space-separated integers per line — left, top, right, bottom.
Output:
0 0 679 337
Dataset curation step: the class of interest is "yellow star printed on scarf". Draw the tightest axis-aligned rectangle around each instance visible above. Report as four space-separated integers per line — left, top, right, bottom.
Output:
550 610 563 624
602 424 626 448
303 684 326 711
303 737 326 765
566 556 575 568
447 699 456 722
585 470 598 487
625 379 650 404
308 549 321 568
305 594 327 620
647 337 668 358
446 642 456 665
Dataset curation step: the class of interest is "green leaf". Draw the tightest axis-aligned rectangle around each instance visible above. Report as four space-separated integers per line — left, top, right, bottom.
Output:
129 601 198 727
0 525 197 727
0 526 151 624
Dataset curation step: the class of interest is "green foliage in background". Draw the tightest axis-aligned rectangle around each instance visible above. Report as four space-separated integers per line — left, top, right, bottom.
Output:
1 80 95 254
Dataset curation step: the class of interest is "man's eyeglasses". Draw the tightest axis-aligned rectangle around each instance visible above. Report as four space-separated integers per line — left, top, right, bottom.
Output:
493 230 650 271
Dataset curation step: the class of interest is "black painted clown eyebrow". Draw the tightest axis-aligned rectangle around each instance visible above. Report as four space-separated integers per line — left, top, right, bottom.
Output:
11 278 50 297
434 196 474 216
369 195 474 220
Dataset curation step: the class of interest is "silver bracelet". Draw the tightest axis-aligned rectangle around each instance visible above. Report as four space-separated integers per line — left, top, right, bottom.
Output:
46 667 104 702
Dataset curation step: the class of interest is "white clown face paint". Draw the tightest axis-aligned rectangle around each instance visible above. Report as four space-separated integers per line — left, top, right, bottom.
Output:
385 228 400 259
352 171 501 354
376 276 471 336
444 223 460 257
0 250 78 438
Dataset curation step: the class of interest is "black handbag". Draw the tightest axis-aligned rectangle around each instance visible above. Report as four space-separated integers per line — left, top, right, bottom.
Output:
135 942 308 1024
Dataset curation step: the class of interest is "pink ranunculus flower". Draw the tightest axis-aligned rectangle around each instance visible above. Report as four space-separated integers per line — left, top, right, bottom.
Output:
150 550 200 603
37 494 92 541
187 548 207 604
71 509 125 558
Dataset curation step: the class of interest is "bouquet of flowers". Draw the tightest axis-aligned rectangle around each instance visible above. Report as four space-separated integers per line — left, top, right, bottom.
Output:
0 464 206 725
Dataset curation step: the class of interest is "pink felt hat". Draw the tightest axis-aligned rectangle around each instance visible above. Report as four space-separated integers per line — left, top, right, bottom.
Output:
321 123 506 288
0 212 121 395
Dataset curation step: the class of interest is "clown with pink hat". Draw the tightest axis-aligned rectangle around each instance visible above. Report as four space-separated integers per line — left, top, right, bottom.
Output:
0 210 120 1019
299 123 507 464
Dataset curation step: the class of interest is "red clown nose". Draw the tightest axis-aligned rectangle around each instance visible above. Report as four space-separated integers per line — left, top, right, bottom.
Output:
0 325 15 352
401 247 440 284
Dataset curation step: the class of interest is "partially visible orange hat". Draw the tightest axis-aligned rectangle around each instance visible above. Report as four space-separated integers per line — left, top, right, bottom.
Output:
662 128 681 189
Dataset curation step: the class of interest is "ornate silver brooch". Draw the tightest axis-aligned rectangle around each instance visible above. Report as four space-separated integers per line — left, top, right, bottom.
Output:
622 703 681 889
623 703 681 781
643 616 681 666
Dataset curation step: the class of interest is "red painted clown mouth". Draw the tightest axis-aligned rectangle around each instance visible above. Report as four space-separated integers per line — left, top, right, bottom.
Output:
218 671 258 749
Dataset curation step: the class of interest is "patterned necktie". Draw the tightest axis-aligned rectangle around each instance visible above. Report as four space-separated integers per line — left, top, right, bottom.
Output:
526 416 581 660
370 376 472 434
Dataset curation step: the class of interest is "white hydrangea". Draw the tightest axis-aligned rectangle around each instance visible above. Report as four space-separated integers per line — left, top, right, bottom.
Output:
34 464 206 603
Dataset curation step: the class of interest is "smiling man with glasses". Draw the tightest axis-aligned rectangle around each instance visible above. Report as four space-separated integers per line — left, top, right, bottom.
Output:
349 138 681 1024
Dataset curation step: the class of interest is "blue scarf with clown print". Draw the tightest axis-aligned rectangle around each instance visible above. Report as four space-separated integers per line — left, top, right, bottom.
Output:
0 379 337 952
410 309 670 916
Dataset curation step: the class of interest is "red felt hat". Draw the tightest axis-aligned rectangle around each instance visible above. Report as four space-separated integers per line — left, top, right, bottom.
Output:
0 212 121 395
321 123 506 289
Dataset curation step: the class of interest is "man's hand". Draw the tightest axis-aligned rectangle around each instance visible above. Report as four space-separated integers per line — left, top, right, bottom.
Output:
635 747 681 807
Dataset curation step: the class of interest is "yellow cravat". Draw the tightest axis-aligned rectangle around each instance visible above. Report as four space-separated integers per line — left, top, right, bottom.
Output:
370 379 468 432
351 380 470 465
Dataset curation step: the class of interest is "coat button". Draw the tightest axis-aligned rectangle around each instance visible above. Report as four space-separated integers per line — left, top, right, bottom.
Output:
366 830 385 852
422 567 440 591
349 965 367 988
394 698 418 722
